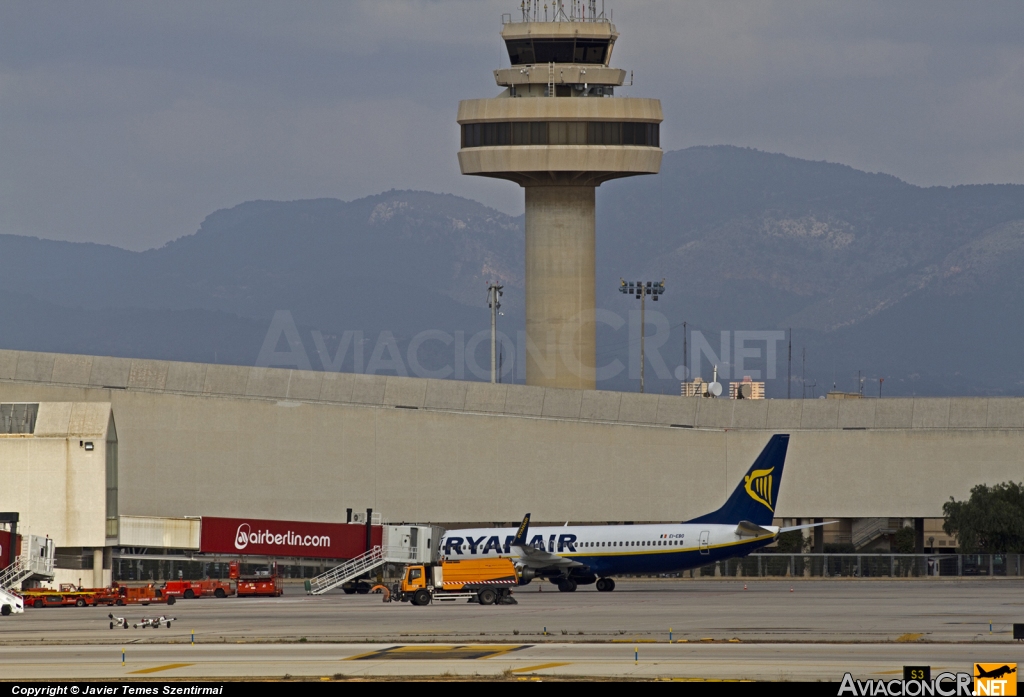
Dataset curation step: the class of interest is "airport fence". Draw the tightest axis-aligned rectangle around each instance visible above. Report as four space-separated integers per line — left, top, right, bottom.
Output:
694 553 1023 578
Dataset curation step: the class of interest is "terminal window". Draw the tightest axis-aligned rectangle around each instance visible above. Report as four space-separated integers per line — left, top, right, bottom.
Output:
0 403 38 434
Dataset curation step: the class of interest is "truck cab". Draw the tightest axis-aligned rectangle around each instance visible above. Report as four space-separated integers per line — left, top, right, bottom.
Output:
401 565 430 593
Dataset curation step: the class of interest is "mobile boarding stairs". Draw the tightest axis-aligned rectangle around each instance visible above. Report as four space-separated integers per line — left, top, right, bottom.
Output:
1 535 55 615
305 524 441 596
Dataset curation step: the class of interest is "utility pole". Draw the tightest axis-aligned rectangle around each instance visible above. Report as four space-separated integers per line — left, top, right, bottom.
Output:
682 321 688 381
487 283 503 384
619 279 665 393
879 377 884 398
787 328 792 399
801 347 806 399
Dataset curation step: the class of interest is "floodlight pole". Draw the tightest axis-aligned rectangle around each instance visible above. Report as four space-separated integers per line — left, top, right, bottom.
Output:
488 283 504 384
619 279 665 394
640 290 646 394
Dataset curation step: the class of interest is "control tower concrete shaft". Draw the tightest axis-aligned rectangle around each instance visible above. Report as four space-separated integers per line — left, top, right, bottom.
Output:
458 10 662 390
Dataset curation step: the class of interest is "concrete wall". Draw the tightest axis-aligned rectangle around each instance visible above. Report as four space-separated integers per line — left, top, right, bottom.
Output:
0 401 111 547
1 351 1022 525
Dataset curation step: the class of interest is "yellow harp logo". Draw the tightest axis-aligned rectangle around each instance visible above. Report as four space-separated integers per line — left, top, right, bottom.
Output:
744 467 775 512
515 516 530 541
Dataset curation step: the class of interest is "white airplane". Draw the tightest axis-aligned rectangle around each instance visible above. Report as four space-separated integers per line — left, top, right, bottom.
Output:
440 434 831 592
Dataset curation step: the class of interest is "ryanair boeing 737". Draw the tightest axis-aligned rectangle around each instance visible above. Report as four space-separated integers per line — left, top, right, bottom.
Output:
440 434 830 592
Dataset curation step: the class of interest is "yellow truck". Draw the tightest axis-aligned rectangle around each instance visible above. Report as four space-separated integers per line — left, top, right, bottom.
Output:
397 557 518 606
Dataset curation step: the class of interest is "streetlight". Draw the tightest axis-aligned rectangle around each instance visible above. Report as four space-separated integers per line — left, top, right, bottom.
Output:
618 278 665 393
487 283 504 383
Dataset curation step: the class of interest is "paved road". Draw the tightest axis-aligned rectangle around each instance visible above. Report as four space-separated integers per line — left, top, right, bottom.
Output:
2 580 1023 680
1 642 1021 680
2 580 1021 645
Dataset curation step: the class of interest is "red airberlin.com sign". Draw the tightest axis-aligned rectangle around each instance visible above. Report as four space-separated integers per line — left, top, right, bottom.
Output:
200 517 381 559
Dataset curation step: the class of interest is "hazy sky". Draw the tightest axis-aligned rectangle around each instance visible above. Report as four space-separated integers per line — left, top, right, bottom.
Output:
2 0 1022 250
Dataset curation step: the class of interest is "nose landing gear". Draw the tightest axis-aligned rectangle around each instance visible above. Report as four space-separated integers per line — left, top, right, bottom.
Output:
595 577 616 592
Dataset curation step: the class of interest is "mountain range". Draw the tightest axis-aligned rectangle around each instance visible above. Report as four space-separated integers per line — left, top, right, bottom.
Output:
2 145 1022 396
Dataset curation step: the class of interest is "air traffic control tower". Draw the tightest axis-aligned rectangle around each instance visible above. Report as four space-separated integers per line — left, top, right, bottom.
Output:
458 3 662 390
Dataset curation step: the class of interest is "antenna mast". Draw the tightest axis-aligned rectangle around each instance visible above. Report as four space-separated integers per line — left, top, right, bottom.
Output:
787 328 792 399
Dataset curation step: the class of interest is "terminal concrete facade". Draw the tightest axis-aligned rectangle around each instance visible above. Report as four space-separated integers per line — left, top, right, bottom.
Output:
0 400 117 587
0 349 1021 544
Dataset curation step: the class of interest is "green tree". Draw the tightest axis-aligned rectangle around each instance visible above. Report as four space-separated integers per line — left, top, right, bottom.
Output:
943 481 1024 553
892 526 916 554
775 530 806 553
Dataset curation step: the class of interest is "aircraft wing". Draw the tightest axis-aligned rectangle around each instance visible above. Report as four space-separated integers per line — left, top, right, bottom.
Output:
511 544 584 570
508 513 584 571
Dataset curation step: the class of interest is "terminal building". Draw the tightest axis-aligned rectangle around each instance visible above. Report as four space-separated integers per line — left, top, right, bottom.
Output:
1 347 1021 581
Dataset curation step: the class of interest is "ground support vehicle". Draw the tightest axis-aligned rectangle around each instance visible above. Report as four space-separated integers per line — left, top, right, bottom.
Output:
21 583 173 608
235 576 283 597
116 584 175 606
86 587 124 606
53 584 121 606
22 590 96 608
340 579 374 595
230 561 283 598
0 589 23 615
396 558 518 606
162 579 234 599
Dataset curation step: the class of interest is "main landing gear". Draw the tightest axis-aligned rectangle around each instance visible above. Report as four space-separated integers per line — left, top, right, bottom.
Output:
595 578 616 592
557 579 577 592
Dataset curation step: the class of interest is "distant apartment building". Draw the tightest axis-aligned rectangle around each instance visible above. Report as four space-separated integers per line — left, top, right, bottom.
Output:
681 378 707 397
729 376 764 399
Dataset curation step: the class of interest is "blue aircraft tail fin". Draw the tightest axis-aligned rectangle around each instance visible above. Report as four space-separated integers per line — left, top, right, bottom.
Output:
686 434 790 526
512 513 531 546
